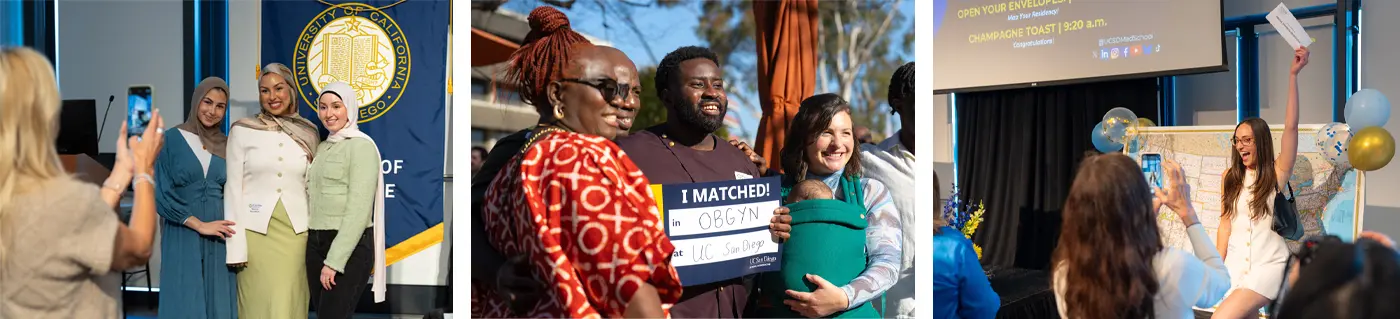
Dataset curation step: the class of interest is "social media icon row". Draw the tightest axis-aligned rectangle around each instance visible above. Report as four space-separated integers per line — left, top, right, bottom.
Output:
1099 44 1161 60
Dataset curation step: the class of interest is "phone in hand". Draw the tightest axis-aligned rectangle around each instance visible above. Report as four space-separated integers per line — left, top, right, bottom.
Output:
1142 153 1164 191
127 86 153 137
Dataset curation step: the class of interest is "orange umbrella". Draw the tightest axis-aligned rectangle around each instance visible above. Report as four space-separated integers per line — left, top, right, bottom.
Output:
752 0 819 174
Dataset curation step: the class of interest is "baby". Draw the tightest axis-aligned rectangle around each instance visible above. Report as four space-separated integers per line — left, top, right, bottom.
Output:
785 179 834 204
761 178 881 318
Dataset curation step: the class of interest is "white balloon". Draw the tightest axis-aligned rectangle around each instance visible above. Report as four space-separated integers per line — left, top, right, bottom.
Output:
1317 122 1353 168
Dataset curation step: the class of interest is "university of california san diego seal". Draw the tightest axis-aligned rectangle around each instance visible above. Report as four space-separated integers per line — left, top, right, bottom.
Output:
294 2 410 123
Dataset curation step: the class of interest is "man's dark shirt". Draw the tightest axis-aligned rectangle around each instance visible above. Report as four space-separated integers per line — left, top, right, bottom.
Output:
470 129 530 281
614 124 762 318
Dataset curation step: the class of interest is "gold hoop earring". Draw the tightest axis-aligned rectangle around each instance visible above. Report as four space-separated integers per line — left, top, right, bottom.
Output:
553 104 565 121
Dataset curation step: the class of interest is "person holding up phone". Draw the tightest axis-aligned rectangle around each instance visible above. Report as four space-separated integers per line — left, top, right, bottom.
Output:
225 63 321 319
1052 154 1230 318
153 77 240 319
1212 47 1308 319
0 46 166 318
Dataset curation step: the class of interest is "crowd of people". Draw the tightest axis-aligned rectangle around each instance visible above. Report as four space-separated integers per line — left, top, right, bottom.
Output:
7 4 1400 319
933 46 1400 319
0 47 388 318
467 6 918 319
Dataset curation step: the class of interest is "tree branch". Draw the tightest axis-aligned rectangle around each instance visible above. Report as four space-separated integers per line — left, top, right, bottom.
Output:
616 0 654 7
543 0 576 9
859 0 900 58
620 10 660 65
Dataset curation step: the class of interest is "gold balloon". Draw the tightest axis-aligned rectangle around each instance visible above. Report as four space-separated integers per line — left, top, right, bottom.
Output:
1348 127 1396 171
1127 118 1155 137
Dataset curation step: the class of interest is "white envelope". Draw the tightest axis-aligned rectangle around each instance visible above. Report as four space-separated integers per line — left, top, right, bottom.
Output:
1267 3 1313 49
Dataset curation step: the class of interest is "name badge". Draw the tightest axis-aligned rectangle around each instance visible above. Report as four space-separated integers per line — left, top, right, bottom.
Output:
249 203 264 214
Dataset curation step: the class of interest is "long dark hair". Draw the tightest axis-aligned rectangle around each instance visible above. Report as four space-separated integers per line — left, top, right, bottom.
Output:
1222 118 1278 222
780 93 862 185
1053 154 1161 319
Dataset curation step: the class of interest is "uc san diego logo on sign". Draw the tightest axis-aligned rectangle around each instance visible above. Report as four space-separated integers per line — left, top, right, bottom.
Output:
294 2 410 123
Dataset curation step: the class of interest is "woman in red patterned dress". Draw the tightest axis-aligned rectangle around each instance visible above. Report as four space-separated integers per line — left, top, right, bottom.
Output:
472 7 681 319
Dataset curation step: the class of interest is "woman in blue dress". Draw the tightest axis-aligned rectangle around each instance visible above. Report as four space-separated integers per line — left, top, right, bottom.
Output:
154 77 240 319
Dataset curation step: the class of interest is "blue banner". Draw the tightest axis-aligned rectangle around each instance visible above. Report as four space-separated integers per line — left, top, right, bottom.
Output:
653 177 783 286
262 0 447 264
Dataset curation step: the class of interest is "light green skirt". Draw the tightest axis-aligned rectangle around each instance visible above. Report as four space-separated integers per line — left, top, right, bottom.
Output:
237 199 310 319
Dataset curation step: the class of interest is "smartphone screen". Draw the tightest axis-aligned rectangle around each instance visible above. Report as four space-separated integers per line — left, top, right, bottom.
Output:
1142 153 1163 191
128 86 152 137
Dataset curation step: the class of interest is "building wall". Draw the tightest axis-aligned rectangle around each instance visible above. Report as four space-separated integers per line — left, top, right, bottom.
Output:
59 0 184 154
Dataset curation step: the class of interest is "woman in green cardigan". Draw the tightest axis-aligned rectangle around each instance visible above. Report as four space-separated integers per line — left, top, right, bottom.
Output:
304 82 388 318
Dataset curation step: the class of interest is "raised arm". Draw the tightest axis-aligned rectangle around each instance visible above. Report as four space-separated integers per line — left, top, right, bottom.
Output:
1156 159 1231 306
111 115 166 270
100 123 136 208
224 127 249 264
1184 223 1231 307
1277 47 1308 183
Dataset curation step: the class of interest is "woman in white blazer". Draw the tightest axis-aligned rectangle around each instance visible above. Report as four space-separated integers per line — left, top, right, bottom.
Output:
225 63 321 319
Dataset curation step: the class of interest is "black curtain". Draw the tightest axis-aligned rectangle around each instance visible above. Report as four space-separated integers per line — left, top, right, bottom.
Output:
21 0 56 63
956 78 1159 270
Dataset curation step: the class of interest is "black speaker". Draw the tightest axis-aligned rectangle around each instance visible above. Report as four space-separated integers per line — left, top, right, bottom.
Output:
57 99 99 157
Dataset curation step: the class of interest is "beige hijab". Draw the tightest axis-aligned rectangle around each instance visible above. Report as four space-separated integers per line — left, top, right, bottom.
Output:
233 63 320 161
176 77 229 158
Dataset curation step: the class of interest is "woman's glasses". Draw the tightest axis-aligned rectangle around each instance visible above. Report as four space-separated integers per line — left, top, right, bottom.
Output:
1232 136 1256 147
560 78 632 103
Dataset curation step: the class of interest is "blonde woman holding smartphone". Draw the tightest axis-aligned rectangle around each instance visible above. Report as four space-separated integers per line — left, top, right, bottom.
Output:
0 46 166 318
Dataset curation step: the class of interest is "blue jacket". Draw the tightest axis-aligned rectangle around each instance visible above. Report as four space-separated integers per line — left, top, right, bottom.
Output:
932 226 999 319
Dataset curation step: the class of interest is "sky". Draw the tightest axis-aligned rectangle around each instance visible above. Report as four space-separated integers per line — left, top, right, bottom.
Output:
500 0 916 140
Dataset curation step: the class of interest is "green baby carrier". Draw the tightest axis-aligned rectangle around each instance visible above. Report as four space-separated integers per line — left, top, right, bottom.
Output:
754 175 881 318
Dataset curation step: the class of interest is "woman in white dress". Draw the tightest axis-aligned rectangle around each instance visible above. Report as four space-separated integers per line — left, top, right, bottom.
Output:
1212 47 1309 319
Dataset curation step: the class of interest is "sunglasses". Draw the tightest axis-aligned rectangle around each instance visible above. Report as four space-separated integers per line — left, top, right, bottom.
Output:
559 78 633 103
